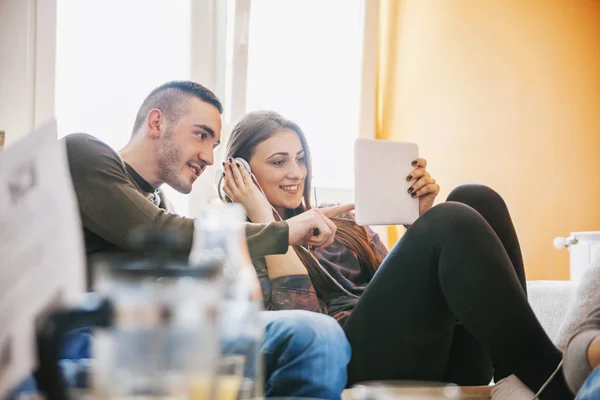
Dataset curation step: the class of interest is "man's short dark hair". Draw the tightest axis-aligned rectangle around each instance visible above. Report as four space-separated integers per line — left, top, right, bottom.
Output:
131 81 223 135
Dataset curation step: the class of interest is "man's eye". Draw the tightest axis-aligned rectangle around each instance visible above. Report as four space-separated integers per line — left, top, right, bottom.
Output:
196 132 207 140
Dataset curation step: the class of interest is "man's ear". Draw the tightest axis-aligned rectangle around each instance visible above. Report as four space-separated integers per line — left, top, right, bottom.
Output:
146 109 163 139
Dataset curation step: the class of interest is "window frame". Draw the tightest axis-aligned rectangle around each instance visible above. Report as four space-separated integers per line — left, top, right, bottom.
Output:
188 0 380 214
50 0 381 222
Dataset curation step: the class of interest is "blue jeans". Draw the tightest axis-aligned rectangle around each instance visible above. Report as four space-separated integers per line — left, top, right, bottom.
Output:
8 310 350 400
261 310 351 399
576 366 600 400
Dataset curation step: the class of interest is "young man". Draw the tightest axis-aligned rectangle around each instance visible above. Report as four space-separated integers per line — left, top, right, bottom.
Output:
62 81 351 399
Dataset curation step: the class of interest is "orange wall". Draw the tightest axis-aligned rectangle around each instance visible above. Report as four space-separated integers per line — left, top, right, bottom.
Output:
384 0 600 279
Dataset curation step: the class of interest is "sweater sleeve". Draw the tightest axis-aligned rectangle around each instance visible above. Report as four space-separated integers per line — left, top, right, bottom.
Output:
65 133 289 257
564 294 600 394
245 222 289 258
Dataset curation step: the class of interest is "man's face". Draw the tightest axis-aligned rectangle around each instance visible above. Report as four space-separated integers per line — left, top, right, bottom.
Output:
156 98 222 194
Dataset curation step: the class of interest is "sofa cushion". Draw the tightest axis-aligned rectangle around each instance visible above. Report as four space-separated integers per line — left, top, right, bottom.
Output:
527 280 577 343
554 253 600 350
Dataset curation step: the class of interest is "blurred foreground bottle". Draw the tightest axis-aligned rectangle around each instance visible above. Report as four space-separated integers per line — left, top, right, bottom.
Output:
36 228 222 400
189 204 264 400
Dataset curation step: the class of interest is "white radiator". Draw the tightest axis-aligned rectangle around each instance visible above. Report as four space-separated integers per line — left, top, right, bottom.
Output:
554 231 600 282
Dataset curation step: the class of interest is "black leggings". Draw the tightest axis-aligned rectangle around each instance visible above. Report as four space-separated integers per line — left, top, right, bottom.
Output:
342 185 572 399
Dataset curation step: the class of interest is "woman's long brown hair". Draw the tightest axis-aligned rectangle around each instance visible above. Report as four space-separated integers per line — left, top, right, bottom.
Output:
226 111 384 299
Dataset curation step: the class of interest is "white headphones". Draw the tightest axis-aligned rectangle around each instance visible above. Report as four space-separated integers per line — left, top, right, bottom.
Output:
214 157 252 202
214 156 360 300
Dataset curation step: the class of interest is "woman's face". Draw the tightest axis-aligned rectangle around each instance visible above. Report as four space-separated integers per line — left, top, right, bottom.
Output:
249 129 307 213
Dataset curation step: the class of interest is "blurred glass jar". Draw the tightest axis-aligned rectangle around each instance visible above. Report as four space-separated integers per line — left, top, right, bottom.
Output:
36 229 222 400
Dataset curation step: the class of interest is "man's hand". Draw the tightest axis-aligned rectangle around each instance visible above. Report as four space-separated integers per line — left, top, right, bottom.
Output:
286 204 355 249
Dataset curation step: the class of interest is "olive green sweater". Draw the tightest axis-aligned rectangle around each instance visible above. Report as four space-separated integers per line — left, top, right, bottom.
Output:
63 133 289 264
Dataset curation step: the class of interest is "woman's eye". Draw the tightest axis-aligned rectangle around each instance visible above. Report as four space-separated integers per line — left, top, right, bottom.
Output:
298 157 306 163
272 160 285 166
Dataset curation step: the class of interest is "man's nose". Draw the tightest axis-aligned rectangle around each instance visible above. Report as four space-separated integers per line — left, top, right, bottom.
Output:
199 147 214 166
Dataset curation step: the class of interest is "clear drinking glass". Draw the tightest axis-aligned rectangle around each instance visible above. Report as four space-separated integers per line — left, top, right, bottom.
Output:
215 355 246 400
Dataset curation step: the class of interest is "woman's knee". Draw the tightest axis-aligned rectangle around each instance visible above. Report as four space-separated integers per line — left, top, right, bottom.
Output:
447 184 506 207
416 202 488 237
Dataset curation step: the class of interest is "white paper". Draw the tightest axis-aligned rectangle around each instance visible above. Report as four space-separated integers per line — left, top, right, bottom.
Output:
0 120 86 396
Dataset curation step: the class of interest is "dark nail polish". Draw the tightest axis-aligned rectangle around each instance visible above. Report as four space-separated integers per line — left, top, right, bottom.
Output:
412 160 417 166
408 187 414 193
411 192 417 197
406 175 412 181
228 157 233 162
222 162 225 166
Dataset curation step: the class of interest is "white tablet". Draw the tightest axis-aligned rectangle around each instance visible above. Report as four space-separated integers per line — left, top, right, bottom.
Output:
354 138 419 226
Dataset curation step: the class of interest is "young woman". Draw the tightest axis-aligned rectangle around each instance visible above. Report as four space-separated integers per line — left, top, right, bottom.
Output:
220 110 572 399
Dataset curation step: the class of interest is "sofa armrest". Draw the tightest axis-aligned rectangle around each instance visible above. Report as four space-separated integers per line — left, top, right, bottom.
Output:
526 280 577 343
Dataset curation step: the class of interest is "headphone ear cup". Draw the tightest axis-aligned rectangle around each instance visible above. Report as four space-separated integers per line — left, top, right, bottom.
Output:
235 157 251 173
214 167 225 200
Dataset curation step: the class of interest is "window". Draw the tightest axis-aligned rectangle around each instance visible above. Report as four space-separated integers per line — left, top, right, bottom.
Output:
243 0 364 189
55 0 371 214
55 0 191 214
